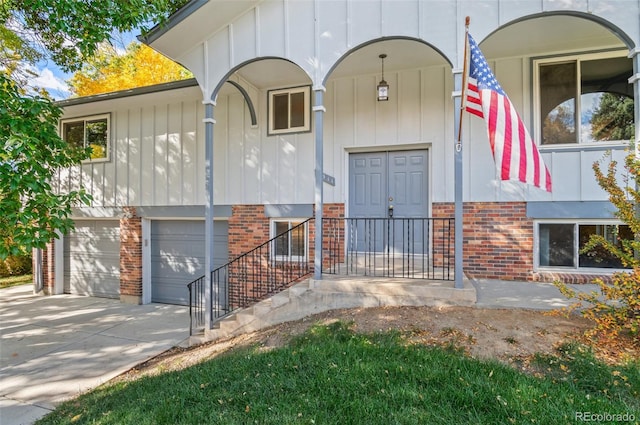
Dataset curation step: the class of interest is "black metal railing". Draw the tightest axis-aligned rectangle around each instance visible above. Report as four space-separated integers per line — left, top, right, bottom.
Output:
323 217 454 280
187 274 205 336
188 218 313 335
188 216 455 335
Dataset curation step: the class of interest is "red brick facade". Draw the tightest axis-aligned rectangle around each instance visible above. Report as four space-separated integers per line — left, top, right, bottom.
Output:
432 201 605 284
41 241 56 295
225 203 345 308
119 207 143 304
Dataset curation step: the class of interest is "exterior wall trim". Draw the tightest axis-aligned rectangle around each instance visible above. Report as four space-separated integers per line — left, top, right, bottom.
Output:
136 205 232 218
264 204 313 218
527 201 617 219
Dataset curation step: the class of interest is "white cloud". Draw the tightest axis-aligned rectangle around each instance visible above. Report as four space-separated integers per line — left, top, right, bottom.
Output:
26 65 72 100
31 68 69 93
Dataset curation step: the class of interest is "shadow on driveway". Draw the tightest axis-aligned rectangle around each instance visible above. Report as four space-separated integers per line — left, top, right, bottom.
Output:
0 284 189 425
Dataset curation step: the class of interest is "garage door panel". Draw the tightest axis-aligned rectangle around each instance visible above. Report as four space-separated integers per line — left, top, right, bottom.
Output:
151 220 228 305
64 220 120 299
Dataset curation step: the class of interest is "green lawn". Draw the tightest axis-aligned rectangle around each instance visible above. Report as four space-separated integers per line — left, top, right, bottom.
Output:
0 274 32 288
38 321 639 425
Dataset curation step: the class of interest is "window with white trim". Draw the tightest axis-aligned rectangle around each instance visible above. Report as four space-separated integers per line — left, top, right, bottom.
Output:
537 221 632 270
534 52 634 146
61 114 110 161
267 86 311 135
271 220 308 260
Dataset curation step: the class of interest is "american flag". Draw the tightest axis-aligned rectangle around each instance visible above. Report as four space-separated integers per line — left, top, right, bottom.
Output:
465 34 552 192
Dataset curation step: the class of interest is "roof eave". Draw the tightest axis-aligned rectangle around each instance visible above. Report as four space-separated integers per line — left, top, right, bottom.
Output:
138 0 209 45
56 78 200 107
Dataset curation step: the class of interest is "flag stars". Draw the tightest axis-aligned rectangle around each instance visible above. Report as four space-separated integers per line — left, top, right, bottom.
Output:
468 35 505 95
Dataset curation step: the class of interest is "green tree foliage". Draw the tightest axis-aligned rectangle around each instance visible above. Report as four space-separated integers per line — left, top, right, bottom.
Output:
0 73 91 257
2 0 188 74
542 103 575 144
0 0 187 258
590 93 635 142
555 150 640 347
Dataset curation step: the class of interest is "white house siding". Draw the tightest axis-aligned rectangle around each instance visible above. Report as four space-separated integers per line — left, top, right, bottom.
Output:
323 65 452 205
58 86 205 207
153 0 637 207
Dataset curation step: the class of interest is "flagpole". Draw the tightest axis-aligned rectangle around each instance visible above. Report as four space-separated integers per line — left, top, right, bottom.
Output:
458 16 470 150
453 17 470 290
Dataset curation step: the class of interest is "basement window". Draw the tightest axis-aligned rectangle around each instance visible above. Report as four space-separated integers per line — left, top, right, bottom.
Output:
536 221 633 270
267 86 311 135
271 220 308 261
61 114 110 162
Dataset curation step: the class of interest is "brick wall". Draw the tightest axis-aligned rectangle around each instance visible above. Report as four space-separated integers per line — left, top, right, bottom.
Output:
433 202 534 281
226 203 344 308
41 241 56 294
433 201 609 284
120 207 142 304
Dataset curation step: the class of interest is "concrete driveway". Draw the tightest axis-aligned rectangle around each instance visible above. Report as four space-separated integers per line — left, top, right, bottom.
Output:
0 284 190 425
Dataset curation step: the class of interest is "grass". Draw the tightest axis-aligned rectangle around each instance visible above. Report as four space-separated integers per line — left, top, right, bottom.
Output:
0 274 32 288
38 321 639 425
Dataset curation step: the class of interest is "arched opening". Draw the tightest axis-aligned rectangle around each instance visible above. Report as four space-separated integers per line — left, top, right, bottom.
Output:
481 14 634 146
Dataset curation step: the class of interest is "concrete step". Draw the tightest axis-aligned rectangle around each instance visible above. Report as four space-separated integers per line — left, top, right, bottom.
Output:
193 276 476 346
288 281 310 297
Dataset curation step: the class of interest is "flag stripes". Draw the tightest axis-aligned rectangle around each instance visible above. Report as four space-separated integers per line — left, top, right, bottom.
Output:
464 33 552 192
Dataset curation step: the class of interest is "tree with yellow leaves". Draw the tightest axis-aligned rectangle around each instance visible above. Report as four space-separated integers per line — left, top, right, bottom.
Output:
68 42 192 97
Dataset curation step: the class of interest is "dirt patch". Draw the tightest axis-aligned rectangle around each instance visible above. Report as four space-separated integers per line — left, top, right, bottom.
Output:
117 306 594 382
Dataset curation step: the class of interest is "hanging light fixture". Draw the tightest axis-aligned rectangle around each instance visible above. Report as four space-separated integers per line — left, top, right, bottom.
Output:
377 54 389 101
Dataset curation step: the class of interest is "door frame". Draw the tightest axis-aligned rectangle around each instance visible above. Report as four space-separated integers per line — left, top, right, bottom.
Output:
344 143 432 219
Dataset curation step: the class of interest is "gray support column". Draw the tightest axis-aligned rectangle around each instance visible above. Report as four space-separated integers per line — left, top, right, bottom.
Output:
631 48 640 157
203 100 215 329
313 87 326 280
630 49 640 260
452 70 464 289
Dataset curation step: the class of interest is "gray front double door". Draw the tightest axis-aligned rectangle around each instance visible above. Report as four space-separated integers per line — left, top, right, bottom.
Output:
349 150 429 252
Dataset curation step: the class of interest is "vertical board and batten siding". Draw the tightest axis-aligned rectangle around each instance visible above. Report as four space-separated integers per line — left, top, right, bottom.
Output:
322 65 452 204
59 62 623 208
59 87 206 207
58 0 638 208
159 0 637 205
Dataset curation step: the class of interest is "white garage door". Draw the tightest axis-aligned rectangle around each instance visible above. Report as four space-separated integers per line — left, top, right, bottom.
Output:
64 220 120 298
151 220 228 305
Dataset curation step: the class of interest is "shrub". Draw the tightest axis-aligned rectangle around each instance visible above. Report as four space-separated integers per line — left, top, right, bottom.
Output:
555 150 640 346
0 253 32 277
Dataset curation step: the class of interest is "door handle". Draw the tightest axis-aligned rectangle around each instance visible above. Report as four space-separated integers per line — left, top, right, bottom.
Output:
388 204 394 218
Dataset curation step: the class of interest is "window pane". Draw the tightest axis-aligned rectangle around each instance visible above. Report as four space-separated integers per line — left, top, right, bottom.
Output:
581 57 634 143
86 119 108 159
63 121 85 149
539 223 575 267
273 94 289 130
290 222 305 257
290 92 305 128
274 222 289 256
540 62 577 145
579 224 632 268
